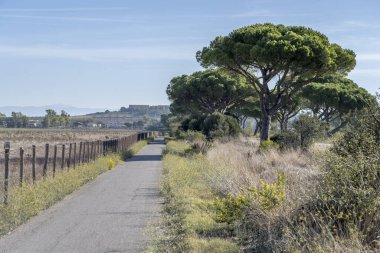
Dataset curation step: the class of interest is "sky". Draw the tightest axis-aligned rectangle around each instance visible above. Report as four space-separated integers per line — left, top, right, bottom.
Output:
0 0 379 109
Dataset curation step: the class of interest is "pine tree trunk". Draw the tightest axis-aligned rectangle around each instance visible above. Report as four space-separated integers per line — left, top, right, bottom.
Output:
259 89 271 142
260 114 271 141
254 119 261 136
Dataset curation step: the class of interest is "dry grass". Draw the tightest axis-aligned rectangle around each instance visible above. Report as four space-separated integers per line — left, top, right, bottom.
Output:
206 139 322 210
204 139 375 252
0 128 136 156
153 136 377 252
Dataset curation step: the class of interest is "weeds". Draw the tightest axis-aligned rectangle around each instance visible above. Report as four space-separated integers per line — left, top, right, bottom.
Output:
151 146 240 252
120 140 147 160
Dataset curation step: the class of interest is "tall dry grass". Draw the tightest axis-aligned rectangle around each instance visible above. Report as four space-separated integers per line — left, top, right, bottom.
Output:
206 139 321 210
203 139 374 252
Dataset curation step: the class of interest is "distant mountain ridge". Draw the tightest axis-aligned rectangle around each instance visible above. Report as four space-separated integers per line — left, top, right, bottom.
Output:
0 105 111 117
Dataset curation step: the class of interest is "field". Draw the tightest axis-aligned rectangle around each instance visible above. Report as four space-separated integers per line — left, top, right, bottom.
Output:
0 128 136 151
0 129 138 201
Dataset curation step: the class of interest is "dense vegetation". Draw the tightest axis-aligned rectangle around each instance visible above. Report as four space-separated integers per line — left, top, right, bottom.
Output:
196 23 356 141
154 23 379 252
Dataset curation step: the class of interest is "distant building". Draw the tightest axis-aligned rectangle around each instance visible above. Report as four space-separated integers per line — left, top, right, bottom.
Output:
149 105 170 111
129 105 150 110
73 122 85 128
27 120 40 128
86 123 101 128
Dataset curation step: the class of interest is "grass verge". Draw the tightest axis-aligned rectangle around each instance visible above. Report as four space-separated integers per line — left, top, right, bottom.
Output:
149 140 240 253
121 140 148 160
0 153 120 236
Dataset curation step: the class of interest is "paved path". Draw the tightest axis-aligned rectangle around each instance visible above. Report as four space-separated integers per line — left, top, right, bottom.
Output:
0 138 165 253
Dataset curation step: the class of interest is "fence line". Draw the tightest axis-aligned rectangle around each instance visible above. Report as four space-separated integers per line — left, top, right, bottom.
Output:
2 131 153 204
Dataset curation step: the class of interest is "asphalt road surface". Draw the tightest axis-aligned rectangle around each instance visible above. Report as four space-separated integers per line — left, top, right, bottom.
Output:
0 138 165 253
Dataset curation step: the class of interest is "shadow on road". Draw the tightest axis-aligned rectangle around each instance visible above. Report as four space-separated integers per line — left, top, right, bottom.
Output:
148 138 165 145
128 155 162 162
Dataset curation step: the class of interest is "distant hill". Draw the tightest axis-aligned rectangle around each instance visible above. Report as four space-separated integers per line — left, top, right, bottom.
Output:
77 105 171 128
0 105 111 117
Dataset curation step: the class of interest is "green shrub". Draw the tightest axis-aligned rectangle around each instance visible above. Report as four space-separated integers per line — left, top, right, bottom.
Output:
292 115 325 150
203 113 241 139
271 131 300 150
178 130 206 142
332 110 380 158
248 172 287 211
294 103 380 249
180 114 206 132
179 113 240 140
213 194 250 224
259 140 280 152
164 136 176 144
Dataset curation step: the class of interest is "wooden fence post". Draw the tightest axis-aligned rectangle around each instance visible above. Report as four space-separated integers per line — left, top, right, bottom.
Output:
68 143 72 169
78 142 82 164
61 144 65 170
4 144 10 204
73 143 77 169
90 142 94 162
96 140 100 159
86 142 90 163
32 145 36 183
83 142 86 163
43 144 49 178
53 145 57 177
19 147 24 187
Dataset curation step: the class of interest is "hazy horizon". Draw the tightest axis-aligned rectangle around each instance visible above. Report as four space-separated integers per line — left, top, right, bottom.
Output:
0 0 379 108
0 103 170 117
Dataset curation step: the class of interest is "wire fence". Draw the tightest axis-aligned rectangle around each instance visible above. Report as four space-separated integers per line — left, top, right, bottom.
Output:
0 131 152 204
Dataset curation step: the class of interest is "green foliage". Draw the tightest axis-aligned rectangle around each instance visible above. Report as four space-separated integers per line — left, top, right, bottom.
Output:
7 112 28 128
202 113 241 139
167 69 254 115
332 97 380 158
302 76 374 117
180 114 206 132
179 130 206 143
42 109 71 128
197 23 355 78
213 194 250 224
292 115 325 150
197 23 356 141
180 113 240 140
296 100 380 249
259 140 280 152
248 173 287 211
213 173 287 225
301 75 375 134
271 131 300 150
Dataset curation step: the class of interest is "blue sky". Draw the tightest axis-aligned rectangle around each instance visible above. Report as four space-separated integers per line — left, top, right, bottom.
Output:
0 0 379 109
